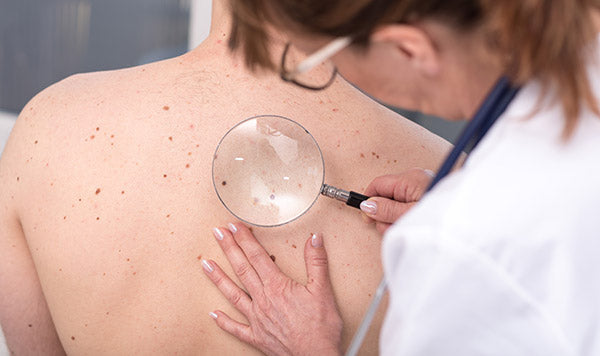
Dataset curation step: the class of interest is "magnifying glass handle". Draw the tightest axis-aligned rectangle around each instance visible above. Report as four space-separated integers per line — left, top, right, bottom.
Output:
321 184 369 209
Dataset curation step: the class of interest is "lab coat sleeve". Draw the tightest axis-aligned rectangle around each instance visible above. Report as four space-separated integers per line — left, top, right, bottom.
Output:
380 230 574 356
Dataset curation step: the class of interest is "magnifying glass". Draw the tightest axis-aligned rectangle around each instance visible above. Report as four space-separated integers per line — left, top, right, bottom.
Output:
212 115 369 227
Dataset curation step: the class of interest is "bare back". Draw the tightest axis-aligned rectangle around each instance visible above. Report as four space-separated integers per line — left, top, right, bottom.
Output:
0 39 450 355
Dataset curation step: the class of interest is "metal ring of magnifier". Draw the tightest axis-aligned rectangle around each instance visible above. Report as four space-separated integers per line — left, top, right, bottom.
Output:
212 115 325 227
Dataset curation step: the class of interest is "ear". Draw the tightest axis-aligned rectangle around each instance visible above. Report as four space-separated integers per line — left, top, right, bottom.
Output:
370 25 440 76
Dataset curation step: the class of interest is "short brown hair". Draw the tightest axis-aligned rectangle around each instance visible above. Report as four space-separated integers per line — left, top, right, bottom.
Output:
228 0 600 138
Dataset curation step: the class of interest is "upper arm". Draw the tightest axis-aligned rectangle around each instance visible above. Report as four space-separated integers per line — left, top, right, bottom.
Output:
0 92 66 355
382 232 572 356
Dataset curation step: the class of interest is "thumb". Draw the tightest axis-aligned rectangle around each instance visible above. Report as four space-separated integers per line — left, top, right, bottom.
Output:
304 233 332 293
360 197 415 224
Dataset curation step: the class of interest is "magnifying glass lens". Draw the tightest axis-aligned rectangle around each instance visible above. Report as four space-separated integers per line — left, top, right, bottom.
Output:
212 115 324 227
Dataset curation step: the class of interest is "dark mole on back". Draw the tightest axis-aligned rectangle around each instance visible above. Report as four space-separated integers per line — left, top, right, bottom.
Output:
221 181 227 186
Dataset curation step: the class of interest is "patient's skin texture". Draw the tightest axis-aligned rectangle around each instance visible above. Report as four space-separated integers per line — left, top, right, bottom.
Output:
0 3 450 355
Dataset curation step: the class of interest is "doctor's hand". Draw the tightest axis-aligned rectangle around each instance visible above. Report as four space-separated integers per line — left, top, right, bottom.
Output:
360 167 434 233
202 223 343 356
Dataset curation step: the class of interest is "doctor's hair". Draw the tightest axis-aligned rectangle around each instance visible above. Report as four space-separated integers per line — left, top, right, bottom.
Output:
228 0 600 138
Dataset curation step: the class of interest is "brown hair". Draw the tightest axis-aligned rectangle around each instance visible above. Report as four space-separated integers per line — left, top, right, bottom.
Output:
228 0 600 138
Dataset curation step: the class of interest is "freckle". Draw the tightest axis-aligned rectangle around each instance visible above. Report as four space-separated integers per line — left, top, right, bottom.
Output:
59 268 62 272
185 164 190 168
166 214 170 218
197 255 202 260
111 143 114 146
96 127 100 131
106 312 109 315
292 244 297 249
132 272 136 275
298 183 302 188
163 174 167 178
90 135 95 139
34 140 38 144
163 106 170 111
394 160 397 163
226 74 230 78
50 182 54 186
189 124 195 129
110 134 114 138
121 190 125 194
332 108 338 112
78 198 82 201
188 152 192 156
319 100 324 104
376 155 380 159
102 272 106 276
28 324 32 327
96 217 100 220
368 293 372 297
387 160 391 164
168 136 173 141
95 188 101 195
16 176 19 182
248 227 253 233
217 39 222 44
63 216 67 220
126 258 130 262
270 255 276 262
360 153 365 158
372 152 376 156
196 144 199 148
85 324 88 327
170 231 174 235
221 181 227 186
71 336 75 340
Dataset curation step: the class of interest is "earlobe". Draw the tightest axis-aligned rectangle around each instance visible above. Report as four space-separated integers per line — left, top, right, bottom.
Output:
370 25 440 76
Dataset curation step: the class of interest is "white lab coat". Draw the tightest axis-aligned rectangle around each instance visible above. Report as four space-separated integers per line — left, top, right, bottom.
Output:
380 36 600 355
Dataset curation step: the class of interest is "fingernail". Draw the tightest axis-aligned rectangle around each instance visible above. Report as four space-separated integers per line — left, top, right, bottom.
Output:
360 200 377 215
424 169 435 178
208 311 218 319
213 227 224 240
227 223 238 233
201 259 214 273
311 233 323 248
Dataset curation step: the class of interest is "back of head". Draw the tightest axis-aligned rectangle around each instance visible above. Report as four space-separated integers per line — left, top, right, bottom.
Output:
228 0 600 138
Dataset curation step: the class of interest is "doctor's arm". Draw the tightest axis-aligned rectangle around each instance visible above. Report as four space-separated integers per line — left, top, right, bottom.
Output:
0 123 66 355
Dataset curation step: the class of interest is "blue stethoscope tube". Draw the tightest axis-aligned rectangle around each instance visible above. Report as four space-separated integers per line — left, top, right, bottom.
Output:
344 77 521 356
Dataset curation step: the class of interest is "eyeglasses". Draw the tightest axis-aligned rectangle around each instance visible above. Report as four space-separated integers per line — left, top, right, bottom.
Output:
280 36 352 91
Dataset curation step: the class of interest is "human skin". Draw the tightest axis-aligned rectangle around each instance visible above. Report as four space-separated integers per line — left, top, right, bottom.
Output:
0 12 451 356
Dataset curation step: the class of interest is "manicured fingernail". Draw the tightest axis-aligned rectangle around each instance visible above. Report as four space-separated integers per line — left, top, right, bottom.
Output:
311 233 323 248
360 200 377 214
201 259 214 273
227 223 237 233
208 311 218 319
424 169 435 178
213 228 224 240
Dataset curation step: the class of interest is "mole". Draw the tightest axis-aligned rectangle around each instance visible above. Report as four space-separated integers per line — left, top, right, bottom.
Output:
168 136 173 141
292 244 297 249
16 177 19 182
71 336 75 341
221 181 227 186
269 194 275 200
163 106 170 111
185 164 190 168
90 135 95 140
34 140 38 144
96 217 100 221
360 153 365 158
270 255 276 262
96 127 100 131
121 190 125 194
95 188 101 195
28 324 32 328
163 174 167 178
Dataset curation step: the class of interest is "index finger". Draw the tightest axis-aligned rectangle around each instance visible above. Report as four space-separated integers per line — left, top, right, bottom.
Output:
227 223 282 286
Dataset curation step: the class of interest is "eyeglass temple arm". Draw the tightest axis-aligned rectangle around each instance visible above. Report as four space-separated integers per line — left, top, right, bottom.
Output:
290 36 352 77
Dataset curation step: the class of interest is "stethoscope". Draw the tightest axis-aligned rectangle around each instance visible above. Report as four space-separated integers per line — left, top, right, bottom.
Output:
345 76 521 356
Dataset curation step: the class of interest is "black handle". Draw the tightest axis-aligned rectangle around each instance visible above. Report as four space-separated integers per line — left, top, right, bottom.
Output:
346 191 369 209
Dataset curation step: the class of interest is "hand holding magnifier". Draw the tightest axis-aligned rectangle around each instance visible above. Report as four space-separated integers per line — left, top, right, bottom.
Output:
212 115 369 227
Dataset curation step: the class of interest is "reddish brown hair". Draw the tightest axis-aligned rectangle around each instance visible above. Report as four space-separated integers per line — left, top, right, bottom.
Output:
228 0 600 138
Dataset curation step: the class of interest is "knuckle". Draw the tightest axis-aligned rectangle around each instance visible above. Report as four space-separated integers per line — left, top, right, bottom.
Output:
228 289 245 307
234 261 253 278
310 254 329 267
